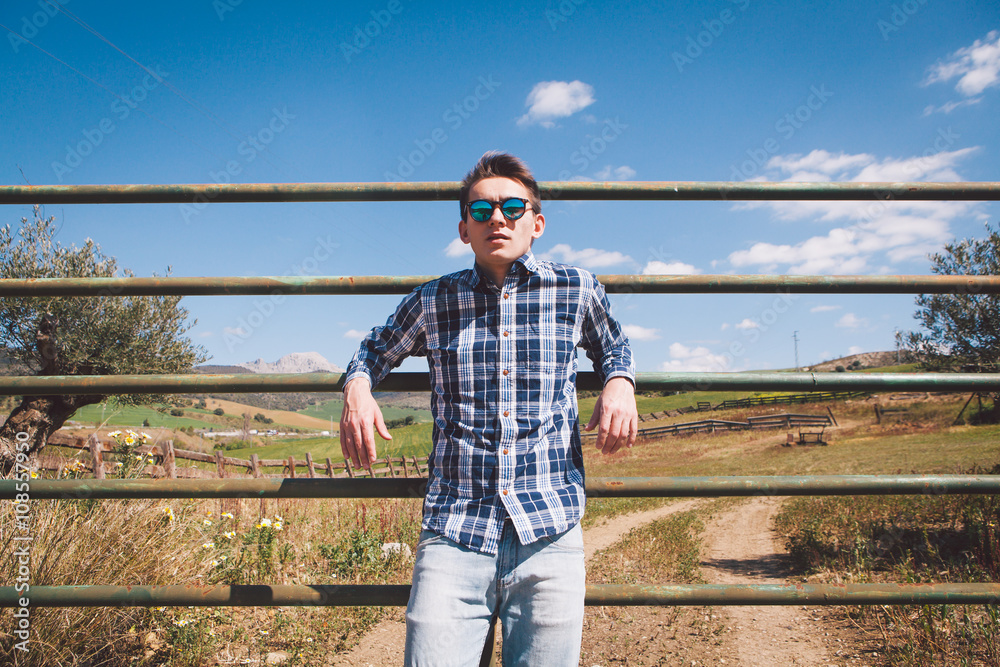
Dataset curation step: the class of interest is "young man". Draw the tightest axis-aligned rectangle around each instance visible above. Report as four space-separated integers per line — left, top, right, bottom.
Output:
340 152 637 666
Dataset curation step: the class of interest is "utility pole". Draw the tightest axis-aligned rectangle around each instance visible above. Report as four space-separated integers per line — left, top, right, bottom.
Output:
793 331 800 370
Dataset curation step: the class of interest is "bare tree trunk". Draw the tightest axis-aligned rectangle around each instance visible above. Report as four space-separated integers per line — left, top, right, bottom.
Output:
0 393 105 477
0 313 106 477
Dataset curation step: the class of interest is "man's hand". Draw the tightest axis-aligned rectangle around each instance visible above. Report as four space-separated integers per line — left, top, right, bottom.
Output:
339 377 392 470
584 376 637 455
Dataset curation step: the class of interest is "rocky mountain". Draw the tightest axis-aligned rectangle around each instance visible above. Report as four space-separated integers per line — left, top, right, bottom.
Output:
237 352 345 375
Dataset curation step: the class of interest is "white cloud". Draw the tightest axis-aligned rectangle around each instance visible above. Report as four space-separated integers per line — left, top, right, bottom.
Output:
594 165 637 180
660 342 730 372
836 313 867 329
924 30 1000 97
343 329 369 340
848 345 865 355
728 147 981 274
923 98 983 115
444 237 473 258
734 318 759 330
538 243 633 269
810 305 841 313
517 80 596 128
720 323 731 331
641 260 700 275
622 324 660 341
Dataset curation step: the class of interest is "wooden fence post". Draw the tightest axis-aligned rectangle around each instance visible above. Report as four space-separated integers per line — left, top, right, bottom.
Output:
215 451 226 478
89 435 104 479
325 457 335 478
163 440 176 479
345 458 355 478
250 453 261 478
401 457 410 477
386 457 396 478
306 452 316 478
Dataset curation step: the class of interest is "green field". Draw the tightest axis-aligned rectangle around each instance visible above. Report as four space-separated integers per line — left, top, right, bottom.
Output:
69 403 222 429
229 422 434 466
298 397 432 424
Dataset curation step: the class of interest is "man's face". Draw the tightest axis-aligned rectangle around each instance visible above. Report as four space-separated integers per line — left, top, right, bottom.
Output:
458 177 545 278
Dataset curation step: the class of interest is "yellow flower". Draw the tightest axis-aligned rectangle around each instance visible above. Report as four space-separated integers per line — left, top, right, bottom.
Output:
174 619 189 627
274 522 283 531
108 431 122 438
124 435 135 445
260 630 268 635
222 512 234 520
223 531 236 540
203 519 213 526
258 518 273 529
201 542 214 550
210 559 220 567
30 472 38 479
140 431 152 440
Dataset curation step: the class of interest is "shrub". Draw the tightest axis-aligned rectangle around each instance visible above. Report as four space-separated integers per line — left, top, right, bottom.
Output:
170 408 184 417
213 408 225 416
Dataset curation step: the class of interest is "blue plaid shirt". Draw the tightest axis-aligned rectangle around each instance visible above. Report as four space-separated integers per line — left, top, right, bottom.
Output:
345 251 634 554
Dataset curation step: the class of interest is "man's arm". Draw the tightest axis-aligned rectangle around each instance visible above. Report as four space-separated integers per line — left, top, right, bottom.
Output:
339 288 426 470
340 377 392 470
579 275 638 454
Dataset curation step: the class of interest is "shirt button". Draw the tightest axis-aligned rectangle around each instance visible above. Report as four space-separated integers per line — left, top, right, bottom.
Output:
503 448 509 455
503 410 509 417
502 369 509 376
502 489 508 496
503 293 510 299
503 330 509 337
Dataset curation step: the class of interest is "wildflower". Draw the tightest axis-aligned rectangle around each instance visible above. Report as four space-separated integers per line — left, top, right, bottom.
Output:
275 514 283 523
174 618 189 627
274 522 283 531
115 462 124 468
201 542 214 550
206 511 213 517
141 431 152 440
155 606 166 612
108 431 122 438
220 555 228 561
223 531 236 540
30 472 38 479
124 434 136 445
222 512 234 520
210 560 220 567
260 630 269 635
204 519 213 527
258 518 273 529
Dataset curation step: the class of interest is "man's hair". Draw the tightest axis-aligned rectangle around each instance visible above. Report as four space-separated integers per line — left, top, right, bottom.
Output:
459 151 542 218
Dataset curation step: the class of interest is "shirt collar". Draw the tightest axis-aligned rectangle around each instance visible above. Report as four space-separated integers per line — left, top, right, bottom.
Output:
469 250 539 289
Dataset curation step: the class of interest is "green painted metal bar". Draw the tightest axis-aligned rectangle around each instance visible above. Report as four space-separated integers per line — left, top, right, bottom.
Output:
4 475 999 500
2 583 997 608
1 371 998 396
1 181 998 204
3 274 1000 297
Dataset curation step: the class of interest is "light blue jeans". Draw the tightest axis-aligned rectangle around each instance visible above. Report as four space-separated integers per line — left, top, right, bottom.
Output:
404 521 586 667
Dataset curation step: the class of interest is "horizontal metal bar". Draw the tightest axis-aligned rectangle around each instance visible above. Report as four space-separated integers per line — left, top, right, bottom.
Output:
3 274 1000 297
1 371 998 396
1 181 998 205
4 475 998 500
2 583 997 607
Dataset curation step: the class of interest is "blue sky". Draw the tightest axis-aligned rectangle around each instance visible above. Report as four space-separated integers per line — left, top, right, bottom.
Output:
2 0 999 374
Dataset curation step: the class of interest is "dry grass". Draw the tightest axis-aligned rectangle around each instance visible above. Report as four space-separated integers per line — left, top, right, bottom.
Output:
0 494 421 666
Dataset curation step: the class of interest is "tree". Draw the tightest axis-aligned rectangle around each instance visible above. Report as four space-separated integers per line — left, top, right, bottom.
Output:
901 223 1000 373
0 206 207 476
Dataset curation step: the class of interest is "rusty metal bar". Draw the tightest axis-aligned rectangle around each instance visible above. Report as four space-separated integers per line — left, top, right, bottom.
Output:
4 475 999 500
2 181 999 204
1 371 998 396
3 274 1000 297
2 583 997 608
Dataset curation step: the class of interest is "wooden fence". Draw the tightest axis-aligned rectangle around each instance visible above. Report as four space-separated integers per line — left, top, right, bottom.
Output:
585 412 834 441
42 432 427 480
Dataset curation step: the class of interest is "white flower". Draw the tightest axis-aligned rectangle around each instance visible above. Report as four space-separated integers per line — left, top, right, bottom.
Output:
203 519 213 526
201 542 214 550
258 518 273 528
